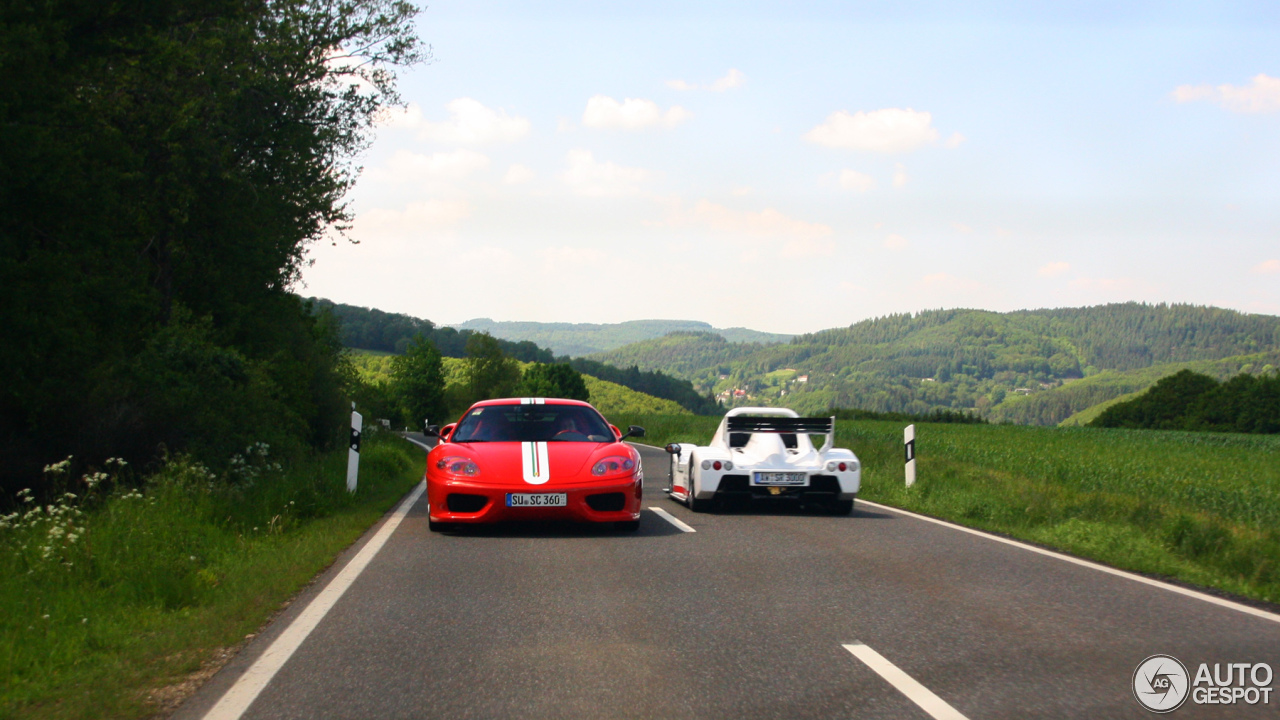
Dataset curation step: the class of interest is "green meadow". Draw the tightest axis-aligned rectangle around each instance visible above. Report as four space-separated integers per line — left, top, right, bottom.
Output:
611 414 1280 605
0 434 425 720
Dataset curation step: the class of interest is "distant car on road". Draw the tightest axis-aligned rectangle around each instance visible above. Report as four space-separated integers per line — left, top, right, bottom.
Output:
424 398 645 532
664 407 860 514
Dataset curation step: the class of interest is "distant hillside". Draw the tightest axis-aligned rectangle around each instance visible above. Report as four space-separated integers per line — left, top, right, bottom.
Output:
321 300 717 414
455 318 791 356
588 332 768 378
591 303 1280 424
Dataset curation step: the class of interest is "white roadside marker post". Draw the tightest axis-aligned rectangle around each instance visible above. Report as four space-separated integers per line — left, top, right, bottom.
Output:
347 403 362 493
904 424 916 487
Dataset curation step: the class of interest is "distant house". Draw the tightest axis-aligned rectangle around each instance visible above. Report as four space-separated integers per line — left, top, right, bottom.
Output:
1013 388 1033 395
796 375 809 383
921 378 936 383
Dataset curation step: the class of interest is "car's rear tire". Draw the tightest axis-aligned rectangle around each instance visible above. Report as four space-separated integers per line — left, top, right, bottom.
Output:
428 519 452 532
830 499 854 516
689 494 713 513
615 519 640 532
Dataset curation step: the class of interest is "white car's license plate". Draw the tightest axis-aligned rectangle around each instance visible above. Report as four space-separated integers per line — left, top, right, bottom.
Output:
752 472 808 486
506 493 567 507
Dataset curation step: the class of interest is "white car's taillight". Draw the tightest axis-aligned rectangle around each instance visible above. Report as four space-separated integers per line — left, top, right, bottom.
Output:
592 456 635 476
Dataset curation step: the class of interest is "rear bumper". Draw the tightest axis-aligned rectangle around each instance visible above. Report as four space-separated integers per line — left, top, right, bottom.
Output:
426 474 642 524
710 474 857 502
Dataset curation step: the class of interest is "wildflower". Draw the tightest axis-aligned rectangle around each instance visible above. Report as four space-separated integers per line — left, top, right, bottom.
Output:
189 556 196 561
43 457 72 475
42 614 49 620
82 618 88 624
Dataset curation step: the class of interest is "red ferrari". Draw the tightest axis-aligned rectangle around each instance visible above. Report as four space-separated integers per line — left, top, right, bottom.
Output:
423 398 646 532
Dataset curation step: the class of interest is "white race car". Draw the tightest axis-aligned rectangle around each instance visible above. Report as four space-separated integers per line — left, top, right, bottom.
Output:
664 407 860 514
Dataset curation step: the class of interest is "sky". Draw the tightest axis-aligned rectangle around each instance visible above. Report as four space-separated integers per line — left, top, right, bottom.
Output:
299 1 1280 335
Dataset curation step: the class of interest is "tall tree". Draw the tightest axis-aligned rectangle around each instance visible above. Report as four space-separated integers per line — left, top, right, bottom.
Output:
521 363 590 401
0 0 425 492
465 333 521 402
391 335 447 429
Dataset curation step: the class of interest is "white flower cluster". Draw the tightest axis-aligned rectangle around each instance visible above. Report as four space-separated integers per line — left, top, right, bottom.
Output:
227 442 282 484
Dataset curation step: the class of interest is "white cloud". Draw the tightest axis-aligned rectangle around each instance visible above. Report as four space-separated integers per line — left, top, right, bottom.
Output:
839 169 876 192
1253 259 1280 274
1038 261 1071 277
951 222 974 234
356 199 472 236
667 69 746 92
892 163 909 188
711 69 746 92
413 98 531 144
560 149 651 196
731 186 753 196
1173 74 1280 113
583 95 690 130
374 148 489 183
503 164 536 184
945 132 966 148
660 199 834 257
538 245 608 270
919 272 988 294
884 233 909 249
804 108 940 153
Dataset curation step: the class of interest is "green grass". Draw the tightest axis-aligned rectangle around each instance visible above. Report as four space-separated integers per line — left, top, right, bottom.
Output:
613 414 1280 604
0 432 425 720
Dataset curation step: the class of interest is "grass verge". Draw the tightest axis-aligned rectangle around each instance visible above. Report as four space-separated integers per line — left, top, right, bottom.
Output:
612 413 1280 605
0 431 425 720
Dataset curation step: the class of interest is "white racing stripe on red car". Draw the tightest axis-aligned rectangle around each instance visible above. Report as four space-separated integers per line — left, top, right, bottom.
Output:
521 441 550 484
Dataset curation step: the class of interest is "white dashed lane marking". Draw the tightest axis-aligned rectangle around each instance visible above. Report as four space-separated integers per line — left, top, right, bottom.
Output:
648 506 697 532
843 642 970 720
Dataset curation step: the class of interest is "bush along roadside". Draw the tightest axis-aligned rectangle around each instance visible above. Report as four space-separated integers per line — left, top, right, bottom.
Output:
0 431 425 720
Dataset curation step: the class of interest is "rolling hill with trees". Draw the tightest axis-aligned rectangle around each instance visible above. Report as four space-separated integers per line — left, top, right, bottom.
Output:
315 299 720 415
588 303 1280 424
455 318 792 356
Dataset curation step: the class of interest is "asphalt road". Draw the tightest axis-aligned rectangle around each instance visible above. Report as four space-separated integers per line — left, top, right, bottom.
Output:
175 438 1280 719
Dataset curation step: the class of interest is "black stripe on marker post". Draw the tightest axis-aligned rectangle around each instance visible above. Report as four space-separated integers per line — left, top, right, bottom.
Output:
904 439 915 463
350 427 361 453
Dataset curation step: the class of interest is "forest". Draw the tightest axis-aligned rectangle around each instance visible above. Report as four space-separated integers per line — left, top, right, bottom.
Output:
0 0 424 496
316 299 721 415
1090 370 1280 434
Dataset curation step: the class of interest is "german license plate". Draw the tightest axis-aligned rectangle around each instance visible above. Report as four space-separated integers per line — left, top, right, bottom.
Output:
752 472 807 486
506 493 567 507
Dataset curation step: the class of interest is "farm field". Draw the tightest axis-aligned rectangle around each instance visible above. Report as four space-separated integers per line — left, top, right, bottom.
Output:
610 413 1280 605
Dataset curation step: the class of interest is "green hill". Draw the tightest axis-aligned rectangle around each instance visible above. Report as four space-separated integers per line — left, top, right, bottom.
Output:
590 303 1280 424
455 318 791 356
1049 351 1280 426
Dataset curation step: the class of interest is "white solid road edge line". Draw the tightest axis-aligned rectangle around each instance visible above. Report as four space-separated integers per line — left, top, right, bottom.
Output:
857 499 1280 625
201 482 426 720
843 642 970 720
403 435 432 451
648 506 696 532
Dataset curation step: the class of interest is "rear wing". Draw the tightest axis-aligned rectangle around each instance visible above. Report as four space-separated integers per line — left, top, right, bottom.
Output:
725 415 835 452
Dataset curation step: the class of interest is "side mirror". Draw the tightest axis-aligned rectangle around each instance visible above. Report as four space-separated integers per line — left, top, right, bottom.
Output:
423 425 440 438
619 425 646 441
664 443 681 455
